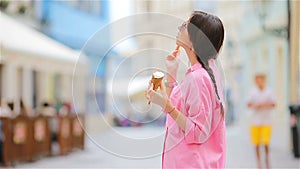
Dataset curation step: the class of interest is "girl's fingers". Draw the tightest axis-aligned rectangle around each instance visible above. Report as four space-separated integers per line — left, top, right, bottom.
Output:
145 90 152 101
167 54 176 61
149 83 154 90
172 50 179 57
146 94 150 100
146 83 154 101
148 90 157 101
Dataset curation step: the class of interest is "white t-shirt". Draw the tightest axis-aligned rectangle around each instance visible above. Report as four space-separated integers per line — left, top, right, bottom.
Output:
247 87 276 126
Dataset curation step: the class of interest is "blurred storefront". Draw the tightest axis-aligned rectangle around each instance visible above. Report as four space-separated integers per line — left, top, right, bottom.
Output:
0 12 88 115
0 1 111 114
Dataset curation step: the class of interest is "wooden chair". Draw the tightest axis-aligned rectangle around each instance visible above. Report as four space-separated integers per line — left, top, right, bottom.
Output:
9 115 34 164
57 115 72 155
71 114 85 150
0 117 12 166
32 115 51 159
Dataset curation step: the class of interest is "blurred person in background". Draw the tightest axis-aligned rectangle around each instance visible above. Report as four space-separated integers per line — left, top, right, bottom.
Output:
38 101 58 141
247 73 276 169
0 99 12 117
58 102 70 116
0 99 11 165
39 102 56 117
146 11 225 168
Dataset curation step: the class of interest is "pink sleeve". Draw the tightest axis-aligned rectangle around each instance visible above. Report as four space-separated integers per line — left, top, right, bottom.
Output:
184 74 215 144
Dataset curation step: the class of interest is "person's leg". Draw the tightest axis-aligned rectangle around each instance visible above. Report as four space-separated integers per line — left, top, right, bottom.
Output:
251 126 261 169
262 126 272 169
264 145 270 169
256 145 262 169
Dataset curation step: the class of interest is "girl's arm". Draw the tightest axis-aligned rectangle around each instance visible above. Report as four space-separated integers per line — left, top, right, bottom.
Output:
147 75 218 144
165 101 187 131
165 48 180 97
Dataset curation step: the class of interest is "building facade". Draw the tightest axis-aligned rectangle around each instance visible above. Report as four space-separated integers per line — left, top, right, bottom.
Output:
0 12 88 114
290 1 300 103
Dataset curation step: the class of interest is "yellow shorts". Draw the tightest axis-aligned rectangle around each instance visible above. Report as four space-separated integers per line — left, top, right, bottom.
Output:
250 126 272 146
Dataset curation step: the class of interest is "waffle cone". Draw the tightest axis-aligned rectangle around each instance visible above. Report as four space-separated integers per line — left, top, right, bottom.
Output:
151 76 163 91
148 71 164 104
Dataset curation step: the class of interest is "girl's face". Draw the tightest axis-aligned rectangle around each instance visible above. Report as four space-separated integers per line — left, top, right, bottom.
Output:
176 20 192 49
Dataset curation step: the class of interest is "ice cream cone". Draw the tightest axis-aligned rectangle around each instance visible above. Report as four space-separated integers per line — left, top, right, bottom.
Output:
148 71 164 104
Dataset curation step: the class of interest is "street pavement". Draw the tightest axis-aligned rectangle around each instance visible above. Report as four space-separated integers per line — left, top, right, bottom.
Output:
14 115 300 168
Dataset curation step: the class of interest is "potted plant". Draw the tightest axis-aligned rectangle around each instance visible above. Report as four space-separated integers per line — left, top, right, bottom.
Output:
18 3 26 14
0 0 9 11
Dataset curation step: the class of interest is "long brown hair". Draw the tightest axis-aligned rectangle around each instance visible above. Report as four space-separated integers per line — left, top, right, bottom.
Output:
187 11 225 115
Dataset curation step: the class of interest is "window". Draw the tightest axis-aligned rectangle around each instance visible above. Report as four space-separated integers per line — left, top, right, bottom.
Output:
64 0 102 16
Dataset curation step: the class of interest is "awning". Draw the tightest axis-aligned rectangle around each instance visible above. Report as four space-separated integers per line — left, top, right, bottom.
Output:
0 12 86 63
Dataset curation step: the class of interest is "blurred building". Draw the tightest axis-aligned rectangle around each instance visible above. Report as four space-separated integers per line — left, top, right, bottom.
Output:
0 0 112 113
2 0 297 126
0 12 88 114
290 0 300 103
33 1 111 114
232 1 289 122
215 1 297 126
214 2 243 124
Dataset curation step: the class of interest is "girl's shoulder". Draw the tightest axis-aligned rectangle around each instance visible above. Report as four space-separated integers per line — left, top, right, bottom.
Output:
182 69 213 91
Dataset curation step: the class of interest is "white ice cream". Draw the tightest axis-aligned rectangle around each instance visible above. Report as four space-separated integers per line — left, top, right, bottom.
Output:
153 71 164 78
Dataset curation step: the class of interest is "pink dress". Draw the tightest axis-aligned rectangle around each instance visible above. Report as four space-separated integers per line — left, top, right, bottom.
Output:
162 60 226 168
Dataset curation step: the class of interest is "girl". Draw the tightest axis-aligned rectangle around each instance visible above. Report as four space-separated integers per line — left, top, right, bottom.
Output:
146 11 226 168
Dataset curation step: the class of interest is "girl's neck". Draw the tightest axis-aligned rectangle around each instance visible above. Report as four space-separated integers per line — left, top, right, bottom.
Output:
184 47 199 66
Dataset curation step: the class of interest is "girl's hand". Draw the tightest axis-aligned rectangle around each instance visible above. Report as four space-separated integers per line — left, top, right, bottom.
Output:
254 104 263 110
165 49 180 80
145 81 169 109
